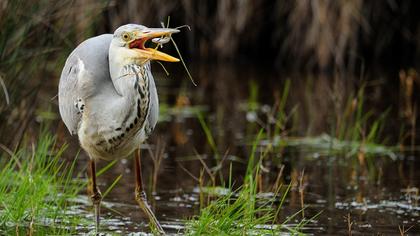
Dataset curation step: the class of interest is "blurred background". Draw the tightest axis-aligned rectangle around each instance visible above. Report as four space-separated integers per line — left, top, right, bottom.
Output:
0 0 420 234
1 0 419 144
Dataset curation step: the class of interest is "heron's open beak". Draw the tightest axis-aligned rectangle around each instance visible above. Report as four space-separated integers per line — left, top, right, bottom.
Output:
129 28 180 62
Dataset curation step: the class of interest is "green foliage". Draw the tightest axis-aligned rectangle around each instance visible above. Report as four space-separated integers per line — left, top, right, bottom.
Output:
335 86 389 144
0 130 83 234
185 185 277 235
184 131 308 235
197 111 220 163
278 134 397 159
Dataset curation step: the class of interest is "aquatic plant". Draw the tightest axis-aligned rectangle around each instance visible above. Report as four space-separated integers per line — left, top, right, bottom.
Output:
184 131 313 235
0 130 83 234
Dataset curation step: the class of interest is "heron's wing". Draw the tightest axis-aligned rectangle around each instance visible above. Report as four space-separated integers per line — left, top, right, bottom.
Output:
58 34 113 136
58 57 83 135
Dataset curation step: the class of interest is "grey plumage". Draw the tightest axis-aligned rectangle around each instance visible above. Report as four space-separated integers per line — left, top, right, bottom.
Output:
58 27 164 160
58 24 179 233
59 34 113 135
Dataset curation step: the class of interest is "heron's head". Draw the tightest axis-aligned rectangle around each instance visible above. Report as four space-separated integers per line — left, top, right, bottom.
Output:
110 24 179 66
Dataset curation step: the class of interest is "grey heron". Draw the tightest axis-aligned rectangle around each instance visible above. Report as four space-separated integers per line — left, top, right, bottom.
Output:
58 24 180 234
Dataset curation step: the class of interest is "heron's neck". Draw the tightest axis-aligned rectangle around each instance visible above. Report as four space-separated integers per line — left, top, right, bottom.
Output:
102 61 152 146
109 61 150 97
108 45 150 96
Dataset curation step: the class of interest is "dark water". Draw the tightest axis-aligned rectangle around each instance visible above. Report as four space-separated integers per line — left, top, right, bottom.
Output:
58 64 420 235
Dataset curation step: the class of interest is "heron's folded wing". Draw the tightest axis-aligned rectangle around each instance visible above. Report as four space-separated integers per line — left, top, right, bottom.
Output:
58 57 82 135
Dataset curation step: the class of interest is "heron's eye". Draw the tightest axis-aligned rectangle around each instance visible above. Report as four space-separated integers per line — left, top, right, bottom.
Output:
122 33 131 41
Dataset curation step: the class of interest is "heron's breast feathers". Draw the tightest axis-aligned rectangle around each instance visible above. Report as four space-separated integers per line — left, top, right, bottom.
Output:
81 64 152 156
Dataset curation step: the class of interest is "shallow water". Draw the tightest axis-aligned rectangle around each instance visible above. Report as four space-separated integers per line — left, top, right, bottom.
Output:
66 153 419 235
56 64 419 235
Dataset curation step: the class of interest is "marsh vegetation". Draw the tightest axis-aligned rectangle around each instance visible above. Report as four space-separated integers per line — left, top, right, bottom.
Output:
0 0 419 235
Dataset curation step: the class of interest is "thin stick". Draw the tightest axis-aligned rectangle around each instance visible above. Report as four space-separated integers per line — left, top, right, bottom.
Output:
160 16 196 86
156 61 170 76
299 169 305 218
346 213 353 236
175 25 191 31
170 37 197 86
0 76 10 105
178 163 200 182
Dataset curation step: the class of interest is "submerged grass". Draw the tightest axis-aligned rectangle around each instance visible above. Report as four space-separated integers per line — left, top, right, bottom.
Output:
243 80 396 158
185 183 282 235
0 130 83 234
184 130 309 235
274 134 397 159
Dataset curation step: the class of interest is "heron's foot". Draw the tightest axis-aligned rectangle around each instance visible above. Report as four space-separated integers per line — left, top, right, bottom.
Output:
135 190 165 235
91 191 102 233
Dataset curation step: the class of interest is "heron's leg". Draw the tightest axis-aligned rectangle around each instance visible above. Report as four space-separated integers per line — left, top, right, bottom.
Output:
88 159 102 232
134 149 165 234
